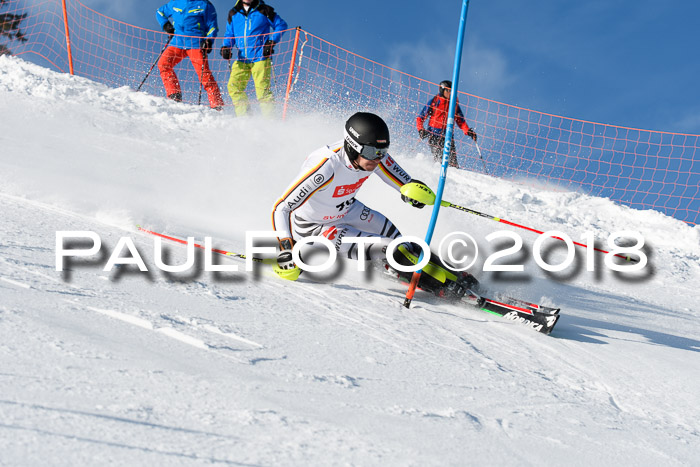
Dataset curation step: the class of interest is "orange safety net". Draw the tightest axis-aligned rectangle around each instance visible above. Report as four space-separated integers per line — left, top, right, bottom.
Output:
2 0 698 225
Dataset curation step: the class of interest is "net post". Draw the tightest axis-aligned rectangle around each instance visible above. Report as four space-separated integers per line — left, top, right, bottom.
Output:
282 27 301 120
61 0 75 75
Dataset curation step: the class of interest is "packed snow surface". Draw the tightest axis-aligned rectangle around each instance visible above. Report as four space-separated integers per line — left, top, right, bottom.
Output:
1 56 699 465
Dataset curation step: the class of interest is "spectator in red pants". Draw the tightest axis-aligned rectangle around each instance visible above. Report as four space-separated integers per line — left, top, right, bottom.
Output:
156 0 224 110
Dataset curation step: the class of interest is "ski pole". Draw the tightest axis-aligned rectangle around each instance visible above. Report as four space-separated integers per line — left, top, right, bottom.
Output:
439 200 638 262
400 183 639 263
136 226 274 263
137 34 173 92
198 46 205 106
475 142 488 174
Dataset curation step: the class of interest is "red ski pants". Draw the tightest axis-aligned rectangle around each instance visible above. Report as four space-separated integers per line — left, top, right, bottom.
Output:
158 46 224 108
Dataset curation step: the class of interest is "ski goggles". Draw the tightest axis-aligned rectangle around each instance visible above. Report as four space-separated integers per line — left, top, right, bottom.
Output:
358 145 388 161
344 128 389 161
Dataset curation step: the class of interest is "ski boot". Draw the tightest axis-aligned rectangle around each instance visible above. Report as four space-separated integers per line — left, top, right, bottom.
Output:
435 270 479 300
385 243 479 300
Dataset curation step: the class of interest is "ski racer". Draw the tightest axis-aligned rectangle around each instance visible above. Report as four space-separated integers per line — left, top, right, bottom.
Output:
416 80 477 167
155 0 225 110
271 112 478 298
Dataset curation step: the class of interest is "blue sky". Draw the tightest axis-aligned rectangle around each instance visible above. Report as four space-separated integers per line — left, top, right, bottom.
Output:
76 0 700 135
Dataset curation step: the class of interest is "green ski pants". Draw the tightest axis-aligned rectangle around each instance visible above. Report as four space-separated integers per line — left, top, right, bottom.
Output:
227 59 274 117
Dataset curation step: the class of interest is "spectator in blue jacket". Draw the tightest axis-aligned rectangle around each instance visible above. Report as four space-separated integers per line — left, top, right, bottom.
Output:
219 0 287 117
156 0 224 110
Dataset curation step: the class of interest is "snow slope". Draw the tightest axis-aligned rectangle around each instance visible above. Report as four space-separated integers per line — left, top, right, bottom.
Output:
1 55 699 466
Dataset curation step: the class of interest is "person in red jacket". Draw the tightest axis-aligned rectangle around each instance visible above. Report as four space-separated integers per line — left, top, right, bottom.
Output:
416 80 477 167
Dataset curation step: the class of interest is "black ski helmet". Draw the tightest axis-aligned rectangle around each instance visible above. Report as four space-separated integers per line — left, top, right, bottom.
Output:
343 112 390 161
439 80 452 96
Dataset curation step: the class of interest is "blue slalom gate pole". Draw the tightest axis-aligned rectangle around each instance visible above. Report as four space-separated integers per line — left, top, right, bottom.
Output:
404 0 472 308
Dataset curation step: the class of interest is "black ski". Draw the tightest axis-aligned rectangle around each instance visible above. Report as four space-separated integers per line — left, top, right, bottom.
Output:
461 289 560 335
380 265 561 335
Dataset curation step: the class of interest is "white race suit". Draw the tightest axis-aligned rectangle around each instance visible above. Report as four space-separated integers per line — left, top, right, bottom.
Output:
271 141 415 260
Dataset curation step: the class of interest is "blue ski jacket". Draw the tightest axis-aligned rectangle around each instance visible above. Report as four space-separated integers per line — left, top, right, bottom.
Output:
222 0 288 63
156 0 218 50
